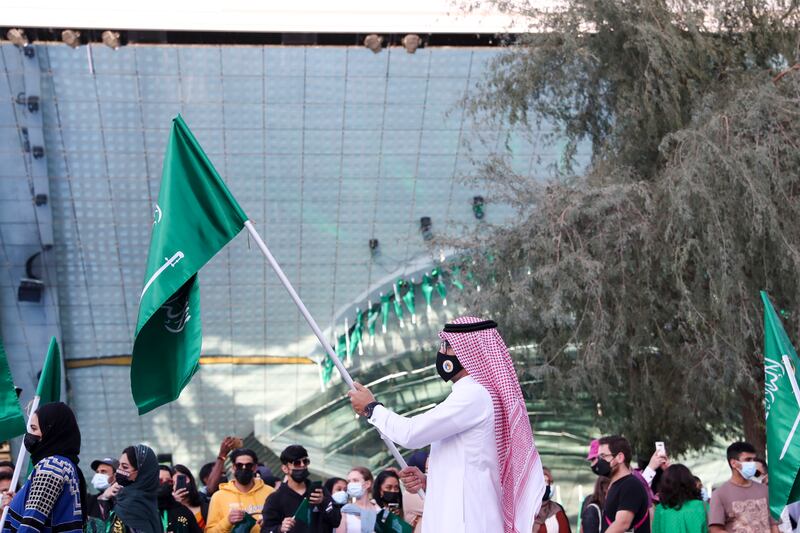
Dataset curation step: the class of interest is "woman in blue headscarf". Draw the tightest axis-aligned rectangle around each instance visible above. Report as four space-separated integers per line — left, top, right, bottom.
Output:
3 402 87 533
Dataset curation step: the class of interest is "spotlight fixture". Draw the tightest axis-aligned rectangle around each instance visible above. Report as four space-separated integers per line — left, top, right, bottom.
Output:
472 195 485 219
6 28 28 48
402 34 421 54
61 29 81 48
101 30 121 49
369 238 379 256
420 216 433 241
18 252 44 302
364 34 383 53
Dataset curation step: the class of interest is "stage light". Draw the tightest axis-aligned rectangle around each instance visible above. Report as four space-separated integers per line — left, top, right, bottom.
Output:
102 30 120 49
472 196 485 219
402 34 421 54
6 28 29 48
364 34 383 53
420 217 433 241
61 29 81 48
369 238 380 257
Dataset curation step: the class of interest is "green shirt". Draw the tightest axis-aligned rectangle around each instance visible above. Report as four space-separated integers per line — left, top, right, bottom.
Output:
653 499 708 533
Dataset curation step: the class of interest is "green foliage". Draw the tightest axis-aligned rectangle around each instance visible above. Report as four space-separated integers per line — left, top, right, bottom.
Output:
455 0 800 456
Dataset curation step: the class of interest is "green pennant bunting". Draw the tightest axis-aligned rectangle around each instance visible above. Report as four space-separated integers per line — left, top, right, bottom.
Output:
351 309 363 356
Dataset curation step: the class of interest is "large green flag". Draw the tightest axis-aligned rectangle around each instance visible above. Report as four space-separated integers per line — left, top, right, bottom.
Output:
0 336 25 441
132 115 247 414
37 337 62 404
762 291 800 519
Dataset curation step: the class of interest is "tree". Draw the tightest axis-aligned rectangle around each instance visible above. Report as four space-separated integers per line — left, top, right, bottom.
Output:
451 0 800 456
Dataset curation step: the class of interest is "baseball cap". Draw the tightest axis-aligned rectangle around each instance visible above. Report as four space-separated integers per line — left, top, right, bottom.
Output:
586 439 600 461
91 457 119 471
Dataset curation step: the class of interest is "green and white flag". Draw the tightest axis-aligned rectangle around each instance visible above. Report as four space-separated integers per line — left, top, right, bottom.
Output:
401 280 416 325
380 293 391 334
132 115 247 414
762 291 800 519
0 335 25 442
293 498 311 525
421 273 434 312
37 337 62 405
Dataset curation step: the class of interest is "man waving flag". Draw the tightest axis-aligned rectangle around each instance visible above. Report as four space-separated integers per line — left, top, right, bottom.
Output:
762 290 800 520
132 115 247 414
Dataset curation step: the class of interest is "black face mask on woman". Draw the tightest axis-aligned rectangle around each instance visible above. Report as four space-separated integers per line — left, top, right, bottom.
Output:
382 491 401 505
435 351 463 382
23 433 41 454
115 471 135 487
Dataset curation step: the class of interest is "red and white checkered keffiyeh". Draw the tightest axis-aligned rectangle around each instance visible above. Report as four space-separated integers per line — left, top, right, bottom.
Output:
440 315 545 533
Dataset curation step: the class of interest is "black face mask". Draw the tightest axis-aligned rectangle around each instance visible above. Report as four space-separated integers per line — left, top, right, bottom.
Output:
115 471 135 487
23 433 41 454
591 458 612 477
436 351 463 382
290 468 310 483
235 468 255 485
542 485 551 501
382 491 401 505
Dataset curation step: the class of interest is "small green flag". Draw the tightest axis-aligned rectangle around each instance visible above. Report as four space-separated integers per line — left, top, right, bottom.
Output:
432 268 447 305
762 291 800 519
392 282 405 325
321 355 335 385
421 274 434 311
232 513 256 533
132 116 247 414
37 337 62 404
380 293 391 333
374 509 413 533
350 309 363 356
451 266 464 290
400 280 416 322
367 305 379 338
0 336 25 442
293 498 311 525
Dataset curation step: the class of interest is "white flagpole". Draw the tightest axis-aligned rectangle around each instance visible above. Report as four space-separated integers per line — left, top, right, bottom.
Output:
243 221 424 497
0 395 41 531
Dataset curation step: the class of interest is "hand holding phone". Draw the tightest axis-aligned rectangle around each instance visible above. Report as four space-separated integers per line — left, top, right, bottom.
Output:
175 475 188 491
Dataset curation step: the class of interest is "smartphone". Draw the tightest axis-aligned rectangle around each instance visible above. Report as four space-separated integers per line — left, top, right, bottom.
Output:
387 503 400 510
309 480 322 493
175 475 188 491
655 441 666 456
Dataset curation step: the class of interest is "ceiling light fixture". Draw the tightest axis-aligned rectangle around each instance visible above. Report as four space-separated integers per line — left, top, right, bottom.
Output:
61 29 81 48
6 28 29 48
364 34 383 53
101 30 121 49
402 34 421 54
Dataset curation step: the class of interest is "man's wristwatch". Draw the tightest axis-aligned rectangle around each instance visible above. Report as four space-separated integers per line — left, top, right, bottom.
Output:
363 401 384 418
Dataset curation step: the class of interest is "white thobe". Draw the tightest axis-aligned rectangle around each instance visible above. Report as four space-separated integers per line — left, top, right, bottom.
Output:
369 375 525 533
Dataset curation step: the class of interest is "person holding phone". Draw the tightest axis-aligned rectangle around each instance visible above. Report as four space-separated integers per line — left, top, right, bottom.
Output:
172 465 209 529
261 445 341 533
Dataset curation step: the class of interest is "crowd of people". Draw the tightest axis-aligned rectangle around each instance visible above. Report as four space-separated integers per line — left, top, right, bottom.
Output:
0 403 800 533
0 401 796 533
